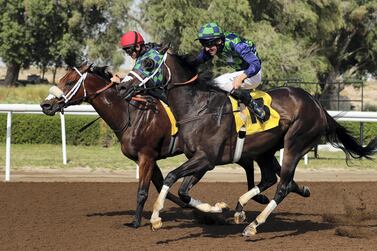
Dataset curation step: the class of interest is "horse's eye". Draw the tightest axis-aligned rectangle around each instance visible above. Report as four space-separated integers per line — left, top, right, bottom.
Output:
142 59 155 71
66 80 74 86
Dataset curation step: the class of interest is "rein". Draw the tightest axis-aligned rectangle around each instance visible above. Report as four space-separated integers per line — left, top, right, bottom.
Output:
167 73 198 90
48 67 155 133
125 53 229 127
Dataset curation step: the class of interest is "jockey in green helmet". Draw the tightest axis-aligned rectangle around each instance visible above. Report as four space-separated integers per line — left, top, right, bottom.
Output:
194 22 265 120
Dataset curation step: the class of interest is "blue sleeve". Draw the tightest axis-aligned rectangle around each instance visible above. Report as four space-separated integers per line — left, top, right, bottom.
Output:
194 49 212 64
233 42 261 77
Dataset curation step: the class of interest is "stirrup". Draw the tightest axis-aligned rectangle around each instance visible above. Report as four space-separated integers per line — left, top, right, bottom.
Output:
253 107 266 121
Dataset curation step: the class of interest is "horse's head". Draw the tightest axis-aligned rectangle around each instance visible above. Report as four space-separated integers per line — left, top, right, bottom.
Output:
118 45 174 101
41 62 113 116
40 63 93 115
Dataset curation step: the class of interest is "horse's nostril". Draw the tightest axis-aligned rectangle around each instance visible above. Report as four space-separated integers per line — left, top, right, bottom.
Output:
40 102 51 110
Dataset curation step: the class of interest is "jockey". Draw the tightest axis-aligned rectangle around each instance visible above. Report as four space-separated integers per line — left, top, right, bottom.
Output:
111 31 168 103
194 22 265 120
111 31 160 83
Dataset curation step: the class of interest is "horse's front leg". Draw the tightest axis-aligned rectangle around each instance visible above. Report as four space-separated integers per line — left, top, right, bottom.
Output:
179 172 228 213
133 155 154 228
151 163 188 208
150 152 212 230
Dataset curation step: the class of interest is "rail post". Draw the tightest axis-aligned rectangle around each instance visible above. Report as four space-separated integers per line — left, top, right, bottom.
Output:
60 112 67 165
5 112 12 181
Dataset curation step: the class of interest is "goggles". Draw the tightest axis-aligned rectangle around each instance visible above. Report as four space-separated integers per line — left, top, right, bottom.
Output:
199 38 222 48
123 46 136 55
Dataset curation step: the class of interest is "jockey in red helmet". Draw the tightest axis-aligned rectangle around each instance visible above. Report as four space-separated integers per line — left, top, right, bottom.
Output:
119 31 146 60
111 31 160 84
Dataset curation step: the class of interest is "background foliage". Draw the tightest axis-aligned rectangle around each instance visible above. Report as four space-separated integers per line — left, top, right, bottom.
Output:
0 0 376 106
0 113 118 146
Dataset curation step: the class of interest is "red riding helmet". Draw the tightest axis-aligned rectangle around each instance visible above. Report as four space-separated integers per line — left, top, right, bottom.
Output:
120 31 145 48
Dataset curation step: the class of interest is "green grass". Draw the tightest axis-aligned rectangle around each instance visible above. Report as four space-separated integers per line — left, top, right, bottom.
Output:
0 84 51 103
0 144 188 170
0 144 376 171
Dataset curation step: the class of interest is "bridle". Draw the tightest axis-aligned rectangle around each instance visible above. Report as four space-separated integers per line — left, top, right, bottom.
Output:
45 67 115 108
123 52 198 99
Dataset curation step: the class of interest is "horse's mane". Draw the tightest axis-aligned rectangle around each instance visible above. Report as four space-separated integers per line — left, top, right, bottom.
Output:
170 53 217 91
90 66 113 82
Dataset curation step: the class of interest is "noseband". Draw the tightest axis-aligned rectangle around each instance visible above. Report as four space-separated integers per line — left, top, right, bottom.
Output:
45 67 117 107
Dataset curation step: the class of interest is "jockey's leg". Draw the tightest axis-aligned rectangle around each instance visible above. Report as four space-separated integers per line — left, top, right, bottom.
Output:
213 71 265 120
231 89 265 120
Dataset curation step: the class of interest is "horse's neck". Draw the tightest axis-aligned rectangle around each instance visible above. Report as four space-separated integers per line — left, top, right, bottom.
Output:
89 88 136 134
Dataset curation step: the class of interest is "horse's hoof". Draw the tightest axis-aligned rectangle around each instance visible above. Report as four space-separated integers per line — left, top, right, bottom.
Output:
234 211 246 224
132 220 141 228
215 202 229 210
243 225 257 237
150 217 162 231
303 186 311 197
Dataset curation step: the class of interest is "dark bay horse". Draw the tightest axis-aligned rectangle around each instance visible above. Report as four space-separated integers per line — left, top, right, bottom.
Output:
40 63 269 228
118 48 377 236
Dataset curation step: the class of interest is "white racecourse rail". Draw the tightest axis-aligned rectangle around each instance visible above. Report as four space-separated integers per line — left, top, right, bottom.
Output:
1 104 377 181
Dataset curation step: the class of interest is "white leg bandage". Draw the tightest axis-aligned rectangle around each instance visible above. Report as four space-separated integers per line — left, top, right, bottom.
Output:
151 185 169 219
255 200 277 225
189 198 222 213
239 186 260 206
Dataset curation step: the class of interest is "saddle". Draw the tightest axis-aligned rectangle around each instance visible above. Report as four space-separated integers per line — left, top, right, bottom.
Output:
230 90 280 135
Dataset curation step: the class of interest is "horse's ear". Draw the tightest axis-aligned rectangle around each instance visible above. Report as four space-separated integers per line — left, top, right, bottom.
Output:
158 43 171 54
80 62 93 73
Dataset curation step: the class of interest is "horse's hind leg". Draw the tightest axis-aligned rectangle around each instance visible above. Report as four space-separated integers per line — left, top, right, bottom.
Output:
242 124 318 236
238 158 270 205
271 156 310 198
152 163 187 208
289 180 311 197
242 151 301 236
234 154 277 224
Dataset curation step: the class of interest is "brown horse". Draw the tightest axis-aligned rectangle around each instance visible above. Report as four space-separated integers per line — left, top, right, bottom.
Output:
118 48 377 236
40 63 269 228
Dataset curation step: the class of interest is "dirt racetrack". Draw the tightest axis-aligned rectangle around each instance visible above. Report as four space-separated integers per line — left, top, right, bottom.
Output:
1 181 377 250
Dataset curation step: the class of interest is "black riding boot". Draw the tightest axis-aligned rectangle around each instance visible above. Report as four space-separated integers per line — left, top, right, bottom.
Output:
231 89 265 120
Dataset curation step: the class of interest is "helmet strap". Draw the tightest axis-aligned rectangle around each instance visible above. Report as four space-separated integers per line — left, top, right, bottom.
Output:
133 31 138 47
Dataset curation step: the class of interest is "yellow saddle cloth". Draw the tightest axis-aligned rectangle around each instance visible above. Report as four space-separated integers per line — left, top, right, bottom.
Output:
160 101 178 136
160 90 280 136
230 90 280 135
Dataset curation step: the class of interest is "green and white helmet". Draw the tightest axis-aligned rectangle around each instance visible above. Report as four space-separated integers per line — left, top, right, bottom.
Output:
197 22 224 41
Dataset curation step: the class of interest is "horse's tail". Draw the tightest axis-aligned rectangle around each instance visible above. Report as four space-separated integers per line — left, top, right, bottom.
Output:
324 110 377 162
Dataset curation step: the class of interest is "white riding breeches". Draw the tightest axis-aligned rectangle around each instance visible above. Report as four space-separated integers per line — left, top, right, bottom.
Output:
213 70 262 93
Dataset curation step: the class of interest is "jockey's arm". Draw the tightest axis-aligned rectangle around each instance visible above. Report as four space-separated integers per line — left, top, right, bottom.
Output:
192 48 212 65
233 42 261 78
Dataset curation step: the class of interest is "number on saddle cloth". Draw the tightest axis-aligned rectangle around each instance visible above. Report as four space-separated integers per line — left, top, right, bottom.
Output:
231 90 277 134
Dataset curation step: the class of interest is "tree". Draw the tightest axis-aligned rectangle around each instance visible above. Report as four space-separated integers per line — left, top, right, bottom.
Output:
0 0 132 85
142 0 377 105
249 0 377 109
86 0 133 68
141 0 323 88
0 1 33 86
